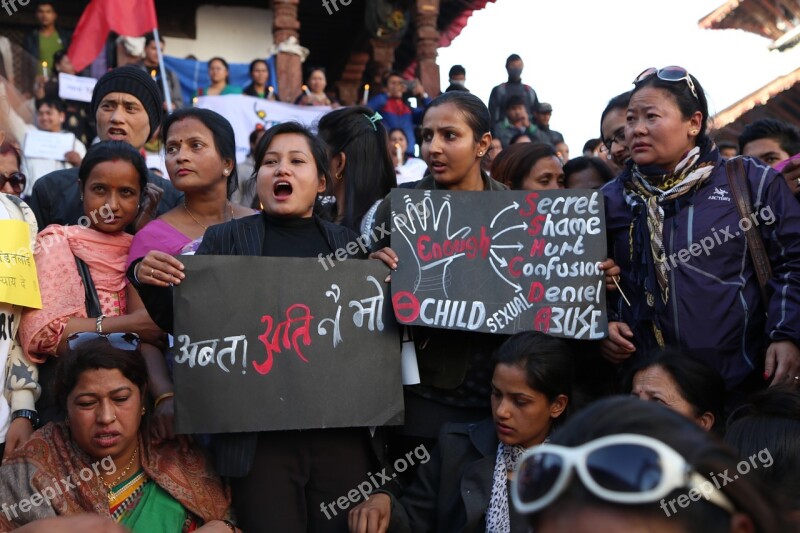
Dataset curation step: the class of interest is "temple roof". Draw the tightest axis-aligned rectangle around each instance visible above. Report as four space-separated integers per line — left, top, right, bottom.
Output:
698 0 800 51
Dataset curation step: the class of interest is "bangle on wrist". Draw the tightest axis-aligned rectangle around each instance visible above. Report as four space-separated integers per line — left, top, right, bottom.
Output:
154 392 174 409
11 409 39 427
96 315 106 334
133 262 142 284
221 519 237 532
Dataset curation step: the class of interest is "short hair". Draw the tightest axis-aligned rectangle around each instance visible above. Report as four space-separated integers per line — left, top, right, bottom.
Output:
509 132 534 145
55 337 148 410
504 94 526 112
738 118 800 157
491 142 557 189
423 91 491 143
0 141 22 169
505 54 522 67
563 156 614 188
448 65 466 78
725 385 800 512
624 349 725 432
78 140 148 195
599 90 632 136
143 31 164 48
382 70 404 87
582 138 603 154
36 97 65 114
162 107 239 198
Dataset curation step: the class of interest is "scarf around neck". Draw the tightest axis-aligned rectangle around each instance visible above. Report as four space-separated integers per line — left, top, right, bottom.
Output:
622 143 718 321
486 441 525 533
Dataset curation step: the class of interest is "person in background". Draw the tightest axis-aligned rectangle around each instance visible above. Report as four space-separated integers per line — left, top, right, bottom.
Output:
532 102 564 147
583 138 604 158
487 54 538 128
139 32 184 109
599 91 631 176
493 95 545 148
194 57 242 98
563 156 613 189
33 51 94 146
28 66 182 230
554 141 569 164
626 350 725 432
348 332 574 533
481 138 503 177
243 59 276 100
233 124 266 208
492 142 564 191
510 132 534 145
601 67 800 404
23 1 71 91
388 127 427 186
368 71 430 154
725 385 800 527
317 106 396 240
0 141 26 197
717 139 738 159
739 118 800 197
513 397 787 533
445 64 468 92
294 66 336 106
7 97 86 196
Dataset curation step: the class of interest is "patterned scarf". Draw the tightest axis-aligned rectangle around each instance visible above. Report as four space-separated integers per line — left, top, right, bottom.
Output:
486 442 525 533
623 145 716 310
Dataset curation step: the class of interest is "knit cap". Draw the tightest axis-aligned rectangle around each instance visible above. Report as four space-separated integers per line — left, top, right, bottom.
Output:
90 65 162 138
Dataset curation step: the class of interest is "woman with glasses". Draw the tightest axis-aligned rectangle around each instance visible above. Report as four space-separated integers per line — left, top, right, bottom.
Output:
0 141 25 197
348 331 574 533
599 90 632 176
600 67 800 404
0 334 234 531
512 396 786 533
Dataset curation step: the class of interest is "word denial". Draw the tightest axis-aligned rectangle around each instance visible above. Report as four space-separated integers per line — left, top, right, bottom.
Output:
389 189 608 339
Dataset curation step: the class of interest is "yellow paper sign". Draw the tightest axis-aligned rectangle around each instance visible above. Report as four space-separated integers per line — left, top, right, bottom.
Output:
0 220 42 309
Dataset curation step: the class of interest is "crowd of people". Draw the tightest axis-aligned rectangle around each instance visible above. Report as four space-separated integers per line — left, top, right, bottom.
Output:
1 3 800 532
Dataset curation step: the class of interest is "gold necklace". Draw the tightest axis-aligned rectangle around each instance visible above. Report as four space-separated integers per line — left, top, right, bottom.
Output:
184 201 234 230
103 446 139 502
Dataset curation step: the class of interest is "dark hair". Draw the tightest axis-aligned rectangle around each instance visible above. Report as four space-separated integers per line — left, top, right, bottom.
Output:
492 143 557 190
252 121 332 209
305 66 326 81
509 132 534 145
738 118 800 157
504 94 526 112
55 338 148 410
448 65 466 78
599 90 632 136
388 127 409 145
208 56 230 84
631 71 710 145
505 54 522 67
317 106 396 232
36 97 65 114
493 332 574 426
583 138 603 154
423 91 491 143
563 156 614 188
78 140 148 194
382 70 404 87
52 50 68 74
525 397 785 533
0 141 22 169
143 31 164 48
624 350 725 432
249 59 268 77
36 1 55 10
725 385 800 512
162 107 239 198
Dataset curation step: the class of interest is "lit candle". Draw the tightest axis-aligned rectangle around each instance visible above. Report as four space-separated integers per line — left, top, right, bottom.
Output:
395 143 402 166
192 96 198 106
362 83 370 105
42 61 48 79
302 84 311 97
150 69 157 81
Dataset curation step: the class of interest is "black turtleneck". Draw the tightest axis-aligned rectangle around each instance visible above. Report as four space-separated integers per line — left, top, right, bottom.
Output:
261 213 332 258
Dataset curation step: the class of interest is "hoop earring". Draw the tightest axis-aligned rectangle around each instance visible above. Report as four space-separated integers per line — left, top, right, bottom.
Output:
335 172 343 181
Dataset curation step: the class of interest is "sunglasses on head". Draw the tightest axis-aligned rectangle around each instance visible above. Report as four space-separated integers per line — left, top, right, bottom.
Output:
633 66 698 101
0 172 26 194
66 332 141 353
511 433 735 515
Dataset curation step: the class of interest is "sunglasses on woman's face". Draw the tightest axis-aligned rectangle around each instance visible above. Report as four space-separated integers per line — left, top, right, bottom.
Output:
511 433 735 515
66 332 141 353
633 66 699 101
0 172 26 194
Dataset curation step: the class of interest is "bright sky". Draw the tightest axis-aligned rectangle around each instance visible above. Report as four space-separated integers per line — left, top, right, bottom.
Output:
438 0 800 152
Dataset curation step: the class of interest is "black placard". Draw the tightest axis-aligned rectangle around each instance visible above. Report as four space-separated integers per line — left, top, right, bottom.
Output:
389 189 608 339
173 256 402 434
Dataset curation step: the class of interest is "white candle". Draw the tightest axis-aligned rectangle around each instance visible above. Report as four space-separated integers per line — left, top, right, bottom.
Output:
395 143 402 166
362 84 370 105
302 84 311 97
42 61 48 79
150 69 157 81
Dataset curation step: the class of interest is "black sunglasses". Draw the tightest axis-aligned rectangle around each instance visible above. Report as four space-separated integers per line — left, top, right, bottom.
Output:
0 172 26 194
66 332 141 353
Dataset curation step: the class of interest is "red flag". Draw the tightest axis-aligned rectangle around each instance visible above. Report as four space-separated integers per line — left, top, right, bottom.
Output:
67 0 158 72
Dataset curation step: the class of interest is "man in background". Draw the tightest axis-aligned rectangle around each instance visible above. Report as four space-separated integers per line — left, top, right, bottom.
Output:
487 54 538 127
739 118 800 198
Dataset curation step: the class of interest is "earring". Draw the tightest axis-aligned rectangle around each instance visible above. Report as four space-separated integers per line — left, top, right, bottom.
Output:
335 172 343 181
141 407 146 415
478 152 484 156
690 130 698 135
223 169 230 176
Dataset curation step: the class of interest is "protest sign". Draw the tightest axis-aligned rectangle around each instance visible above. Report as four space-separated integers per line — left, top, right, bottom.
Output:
389 189 607 339
0 220 41 309
22 130 76 161
58 73 97 103
173 256 402 434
